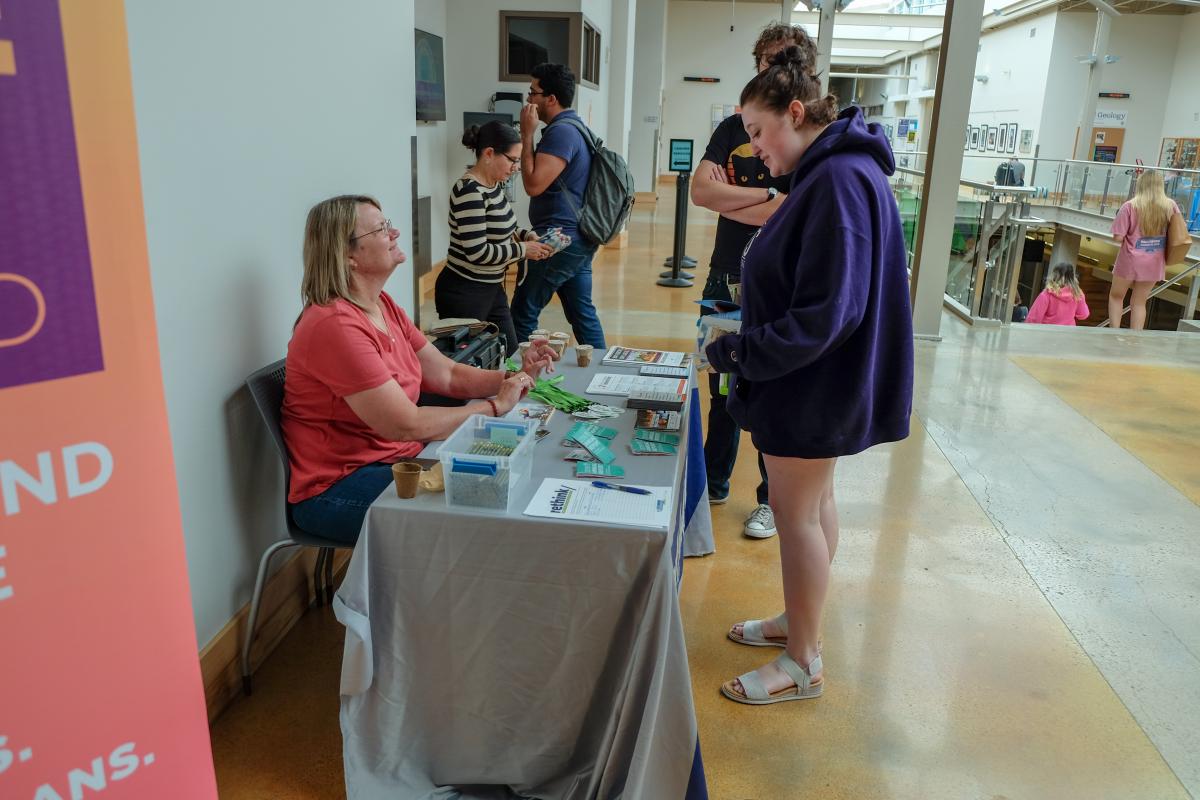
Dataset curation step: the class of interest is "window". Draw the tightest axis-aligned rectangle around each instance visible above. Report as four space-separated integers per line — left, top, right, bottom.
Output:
582 22 601 86
498 11 601 89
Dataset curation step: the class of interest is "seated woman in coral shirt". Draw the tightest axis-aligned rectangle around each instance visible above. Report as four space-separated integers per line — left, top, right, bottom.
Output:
282 195 554 544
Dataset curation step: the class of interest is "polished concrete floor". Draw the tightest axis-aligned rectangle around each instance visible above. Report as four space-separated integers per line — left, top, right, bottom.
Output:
210 191 1200 799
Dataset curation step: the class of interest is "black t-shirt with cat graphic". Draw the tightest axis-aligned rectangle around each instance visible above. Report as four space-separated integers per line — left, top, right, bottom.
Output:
701 113 793 276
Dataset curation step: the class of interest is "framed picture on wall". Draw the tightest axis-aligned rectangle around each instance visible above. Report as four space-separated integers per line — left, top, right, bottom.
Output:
999 124 1010 152
1019 128 1034 154
1007 123 1019 153
966 125 971 149
970 126 981 150
987 127 998 151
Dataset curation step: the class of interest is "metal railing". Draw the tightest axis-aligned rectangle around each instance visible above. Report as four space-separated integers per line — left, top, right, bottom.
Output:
889 159 1199 329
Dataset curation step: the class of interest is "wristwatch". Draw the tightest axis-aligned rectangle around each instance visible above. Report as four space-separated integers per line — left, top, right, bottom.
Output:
766 187 779 201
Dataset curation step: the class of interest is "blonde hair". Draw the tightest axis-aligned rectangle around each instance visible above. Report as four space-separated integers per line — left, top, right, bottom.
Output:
300 194 380 309
1131 171 1173 239
1045 262 1083 299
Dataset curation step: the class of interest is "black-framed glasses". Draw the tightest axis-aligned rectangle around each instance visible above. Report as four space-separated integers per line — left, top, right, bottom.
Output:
500 153 521 165
526 89 545 98
349 219 392 243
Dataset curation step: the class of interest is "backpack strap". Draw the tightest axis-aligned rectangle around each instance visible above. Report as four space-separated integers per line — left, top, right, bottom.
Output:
545 115 596 223
548 114 600 155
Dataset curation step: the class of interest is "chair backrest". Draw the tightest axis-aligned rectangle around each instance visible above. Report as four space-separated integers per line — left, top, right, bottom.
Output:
245 358 291 487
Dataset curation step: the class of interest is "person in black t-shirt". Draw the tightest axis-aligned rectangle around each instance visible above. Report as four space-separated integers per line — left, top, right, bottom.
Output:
691 23 806 540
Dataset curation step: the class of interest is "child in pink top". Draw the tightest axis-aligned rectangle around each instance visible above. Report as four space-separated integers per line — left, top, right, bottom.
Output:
1026 263 1090 326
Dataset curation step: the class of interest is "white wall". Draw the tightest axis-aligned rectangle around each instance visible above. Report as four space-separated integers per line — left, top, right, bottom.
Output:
660 0 784 174
443 0 612 225
606 0 637 158
961 10 1057 182
1039 11 1183 167
629 0 668 191
416 0 451 265
125 0 418 645
1160 12 1200 147
1095 14 1180 164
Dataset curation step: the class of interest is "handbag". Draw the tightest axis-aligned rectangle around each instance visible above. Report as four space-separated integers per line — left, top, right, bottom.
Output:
1166 207 1192 265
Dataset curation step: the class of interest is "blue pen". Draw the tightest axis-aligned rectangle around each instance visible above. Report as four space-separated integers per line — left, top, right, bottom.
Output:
591 481 652 495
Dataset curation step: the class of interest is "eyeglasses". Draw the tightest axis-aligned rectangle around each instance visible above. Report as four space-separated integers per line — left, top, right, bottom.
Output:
527 89 546 98
349 219 392 243
500 153 521 165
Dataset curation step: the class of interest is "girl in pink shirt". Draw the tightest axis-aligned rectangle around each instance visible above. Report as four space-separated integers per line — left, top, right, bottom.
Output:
1027 263 1090 326
1109 171 1181 330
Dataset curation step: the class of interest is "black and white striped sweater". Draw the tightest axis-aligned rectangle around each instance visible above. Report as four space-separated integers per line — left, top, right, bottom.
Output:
446 174 530 283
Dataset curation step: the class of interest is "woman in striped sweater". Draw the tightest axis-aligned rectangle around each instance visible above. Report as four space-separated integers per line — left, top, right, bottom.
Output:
437 121 553 355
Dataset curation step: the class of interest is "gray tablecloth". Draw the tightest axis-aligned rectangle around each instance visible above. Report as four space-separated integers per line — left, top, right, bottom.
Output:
335 361 712 799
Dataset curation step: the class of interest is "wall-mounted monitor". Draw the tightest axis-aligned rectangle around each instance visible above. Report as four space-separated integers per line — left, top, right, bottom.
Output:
415 29 446 122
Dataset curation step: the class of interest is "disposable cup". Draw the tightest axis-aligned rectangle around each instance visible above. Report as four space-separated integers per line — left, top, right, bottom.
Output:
574 344 593 367
391 462 421 499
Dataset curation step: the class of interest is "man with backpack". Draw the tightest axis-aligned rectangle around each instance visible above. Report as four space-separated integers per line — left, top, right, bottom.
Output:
514 63 608 348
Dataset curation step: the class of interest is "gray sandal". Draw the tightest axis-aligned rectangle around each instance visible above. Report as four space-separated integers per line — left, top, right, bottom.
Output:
720 652 824 705
727 616 788 648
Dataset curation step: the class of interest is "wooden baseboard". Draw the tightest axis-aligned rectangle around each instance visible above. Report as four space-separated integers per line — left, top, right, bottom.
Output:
199 546 351 723
634 191 658 205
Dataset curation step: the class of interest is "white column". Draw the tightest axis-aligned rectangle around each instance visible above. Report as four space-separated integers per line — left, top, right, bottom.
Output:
815 0 836 94
628 0 668 196
909 0 986 339
606 0 637 159
1049 228 1081 267
1072 11 1112 161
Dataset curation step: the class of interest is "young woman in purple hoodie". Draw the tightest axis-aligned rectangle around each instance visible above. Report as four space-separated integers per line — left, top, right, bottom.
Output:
706 41 914 705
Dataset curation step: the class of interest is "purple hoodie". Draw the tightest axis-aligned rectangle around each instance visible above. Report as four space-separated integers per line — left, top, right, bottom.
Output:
705 107 914 459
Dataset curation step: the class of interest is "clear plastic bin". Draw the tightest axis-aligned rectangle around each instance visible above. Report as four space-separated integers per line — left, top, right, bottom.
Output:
437 415 539 511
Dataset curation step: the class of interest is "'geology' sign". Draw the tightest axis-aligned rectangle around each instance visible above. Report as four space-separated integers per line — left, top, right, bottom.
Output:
0 2 217 798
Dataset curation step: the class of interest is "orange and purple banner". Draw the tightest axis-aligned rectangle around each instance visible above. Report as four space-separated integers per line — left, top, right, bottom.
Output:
1 1 217 797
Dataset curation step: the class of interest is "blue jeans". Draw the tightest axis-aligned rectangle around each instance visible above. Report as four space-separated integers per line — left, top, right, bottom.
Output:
701 272 768 504
290 462 395 545
511 239 606 349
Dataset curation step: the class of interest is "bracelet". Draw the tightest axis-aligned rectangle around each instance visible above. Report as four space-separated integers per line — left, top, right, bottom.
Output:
487 399 499 417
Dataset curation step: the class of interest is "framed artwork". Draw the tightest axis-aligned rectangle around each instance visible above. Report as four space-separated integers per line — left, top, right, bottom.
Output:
996 125 1006 152
1007 123 1019 153
966 125 971 149
1019 128 1034 154
987 126 998 151
970 126 981 150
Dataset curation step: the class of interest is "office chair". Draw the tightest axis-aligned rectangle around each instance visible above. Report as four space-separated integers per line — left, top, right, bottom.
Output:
241 359 351 695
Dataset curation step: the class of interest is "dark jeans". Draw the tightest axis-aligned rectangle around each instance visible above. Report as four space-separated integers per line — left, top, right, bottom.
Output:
511 239 606 349
701 271 768 504
290 462 395 545
434 268 518 357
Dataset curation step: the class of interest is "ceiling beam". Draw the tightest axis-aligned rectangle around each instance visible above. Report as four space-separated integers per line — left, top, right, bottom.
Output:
830 55 889 66
792 10 946 27
830 36 930 52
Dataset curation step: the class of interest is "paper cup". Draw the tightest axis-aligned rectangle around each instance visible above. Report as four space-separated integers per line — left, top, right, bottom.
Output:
574 344 593 367
531 329 550 340
391 461 421 499
550 331 570 344
548 339 566 359
517 341 532 359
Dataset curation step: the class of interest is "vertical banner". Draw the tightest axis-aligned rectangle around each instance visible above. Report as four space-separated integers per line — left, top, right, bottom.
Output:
0 1 218 798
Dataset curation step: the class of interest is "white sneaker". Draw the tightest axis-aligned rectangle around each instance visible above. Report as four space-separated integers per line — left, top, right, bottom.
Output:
743 504 776 539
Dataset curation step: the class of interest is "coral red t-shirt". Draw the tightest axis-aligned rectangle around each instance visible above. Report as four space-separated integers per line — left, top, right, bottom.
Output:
282 293 429 503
